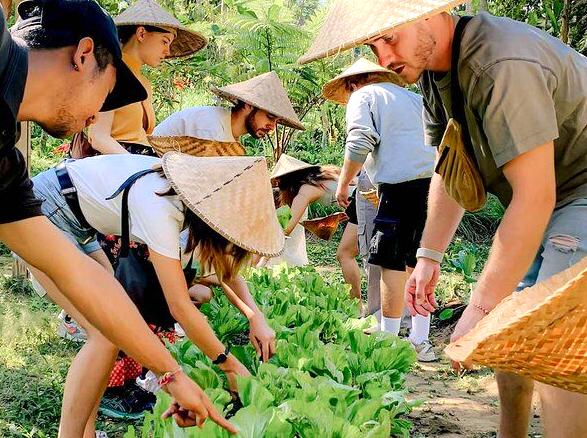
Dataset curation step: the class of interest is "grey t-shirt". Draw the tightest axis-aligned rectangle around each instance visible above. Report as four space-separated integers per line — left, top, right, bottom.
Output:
418 12 587 207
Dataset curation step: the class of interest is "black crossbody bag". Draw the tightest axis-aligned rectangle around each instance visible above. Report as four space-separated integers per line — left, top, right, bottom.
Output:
108 169 197 329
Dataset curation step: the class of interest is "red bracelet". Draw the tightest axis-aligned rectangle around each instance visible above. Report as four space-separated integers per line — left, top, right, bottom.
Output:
158 367 183 387
471 302 491 315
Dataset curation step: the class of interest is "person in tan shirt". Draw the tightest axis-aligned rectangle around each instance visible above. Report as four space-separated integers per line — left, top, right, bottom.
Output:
89 0 206 155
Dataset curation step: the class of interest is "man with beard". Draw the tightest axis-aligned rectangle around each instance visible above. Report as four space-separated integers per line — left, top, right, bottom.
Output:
299 0 587 436
154 71 305 141
0 0 236 434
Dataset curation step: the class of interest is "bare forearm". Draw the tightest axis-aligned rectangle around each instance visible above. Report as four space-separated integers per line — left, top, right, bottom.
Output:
1 218 177 374
472 197 553 309
420 173 464 252
223 276 261 320
91 134 129 154
339 158 362 189
173 303 226 359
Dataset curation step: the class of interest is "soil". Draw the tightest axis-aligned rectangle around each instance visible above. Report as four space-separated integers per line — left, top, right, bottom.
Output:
406 327 543 438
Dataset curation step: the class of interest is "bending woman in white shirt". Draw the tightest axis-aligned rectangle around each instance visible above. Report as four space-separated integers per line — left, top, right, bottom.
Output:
31 153 281 437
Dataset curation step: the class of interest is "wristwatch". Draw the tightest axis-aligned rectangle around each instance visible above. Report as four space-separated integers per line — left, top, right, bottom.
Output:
212 345 231 365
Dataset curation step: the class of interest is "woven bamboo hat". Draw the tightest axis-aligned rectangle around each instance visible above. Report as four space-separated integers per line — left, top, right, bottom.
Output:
270 154 319 181
115 0 207 58
445 257 587 394
162 152 285 257
211 72 305 131
148 136 245 158
298 0 466 64
323 58 405 105
302 212 349 241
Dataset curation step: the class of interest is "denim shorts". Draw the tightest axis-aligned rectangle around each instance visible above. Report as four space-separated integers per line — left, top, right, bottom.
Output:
32 168 100 254
518 198 587 290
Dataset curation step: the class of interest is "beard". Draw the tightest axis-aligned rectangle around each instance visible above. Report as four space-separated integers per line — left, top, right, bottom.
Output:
245 109 267 139
39 107 79 139
405 24 436 83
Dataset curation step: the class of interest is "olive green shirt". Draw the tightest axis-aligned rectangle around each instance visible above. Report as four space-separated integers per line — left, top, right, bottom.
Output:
418 12 587 207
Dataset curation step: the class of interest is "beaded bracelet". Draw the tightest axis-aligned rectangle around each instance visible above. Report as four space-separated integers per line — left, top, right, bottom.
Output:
471 302 491 316
158 367 183 387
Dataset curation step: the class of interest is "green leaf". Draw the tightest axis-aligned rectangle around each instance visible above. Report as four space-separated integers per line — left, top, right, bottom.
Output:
438 308 454 321
230 405 275 438
276 206 292 229
237 376 275 410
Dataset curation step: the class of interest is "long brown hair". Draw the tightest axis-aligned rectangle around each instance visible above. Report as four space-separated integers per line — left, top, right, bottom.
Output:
156 168 250 281
276 165 340 207
182 209 249 282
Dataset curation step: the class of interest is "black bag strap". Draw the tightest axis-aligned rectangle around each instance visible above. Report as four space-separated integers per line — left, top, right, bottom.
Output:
106 168 156 258
451 16 476 162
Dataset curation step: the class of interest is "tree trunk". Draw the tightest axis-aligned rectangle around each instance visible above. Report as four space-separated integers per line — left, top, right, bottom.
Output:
560 0 571 44
478 0 488 12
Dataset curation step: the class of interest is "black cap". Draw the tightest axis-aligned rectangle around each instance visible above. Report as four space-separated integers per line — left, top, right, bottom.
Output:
13 0 147 111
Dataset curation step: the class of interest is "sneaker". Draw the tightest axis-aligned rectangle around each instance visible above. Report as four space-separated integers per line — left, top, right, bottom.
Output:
136 371 159 394
174 323 186 338
57 311 87 342
99 384 156 420
96 432 108 438
363 322 381 335
412 340 437 362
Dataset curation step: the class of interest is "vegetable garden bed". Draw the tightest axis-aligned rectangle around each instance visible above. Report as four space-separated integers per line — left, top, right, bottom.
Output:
125 266 417 437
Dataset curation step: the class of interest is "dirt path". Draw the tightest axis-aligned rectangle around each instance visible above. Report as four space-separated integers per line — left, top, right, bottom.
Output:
406 358 543 438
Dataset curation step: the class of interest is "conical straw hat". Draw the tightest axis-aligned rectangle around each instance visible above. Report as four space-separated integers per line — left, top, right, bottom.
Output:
115 0 207 58
322 58 405 105
148 135 245 158
445 257 587 394
302 212 349 241
211 72 305 131
162 153 284 257
298 0 467 64
270 154 319 181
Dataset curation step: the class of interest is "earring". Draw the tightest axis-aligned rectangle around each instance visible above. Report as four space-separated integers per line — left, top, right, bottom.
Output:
72 62 79 71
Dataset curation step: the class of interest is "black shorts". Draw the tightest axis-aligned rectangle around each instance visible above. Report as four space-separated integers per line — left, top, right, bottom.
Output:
368 178 431 270
0 148 43 224
345 189 358 225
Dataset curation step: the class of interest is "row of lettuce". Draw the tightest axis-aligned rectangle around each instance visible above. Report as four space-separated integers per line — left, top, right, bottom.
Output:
125 266 418 437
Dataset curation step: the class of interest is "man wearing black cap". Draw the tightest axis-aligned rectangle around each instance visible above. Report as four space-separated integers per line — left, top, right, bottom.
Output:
0 1 236 435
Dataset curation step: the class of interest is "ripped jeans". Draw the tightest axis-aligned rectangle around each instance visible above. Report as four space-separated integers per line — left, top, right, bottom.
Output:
518 198 587 290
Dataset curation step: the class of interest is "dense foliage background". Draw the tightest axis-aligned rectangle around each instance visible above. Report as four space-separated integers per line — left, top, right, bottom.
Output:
28 0 587 172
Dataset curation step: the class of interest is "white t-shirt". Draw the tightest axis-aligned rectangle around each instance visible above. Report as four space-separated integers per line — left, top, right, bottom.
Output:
153 106 236 142
66 155 185 259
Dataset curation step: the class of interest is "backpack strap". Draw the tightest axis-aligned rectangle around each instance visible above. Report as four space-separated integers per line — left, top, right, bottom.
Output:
106 168 157 258
450 16 476 163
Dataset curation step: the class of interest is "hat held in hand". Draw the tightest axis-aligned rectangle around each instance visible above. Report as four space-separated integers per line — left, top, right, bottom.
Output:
445 257 587 394
302 212 349 241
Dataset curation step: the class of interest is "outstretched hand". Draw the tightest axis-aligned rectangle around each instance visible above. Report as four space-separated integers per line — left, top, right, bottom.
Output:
163 371 237 433
405 258 439 316
249 314 276 362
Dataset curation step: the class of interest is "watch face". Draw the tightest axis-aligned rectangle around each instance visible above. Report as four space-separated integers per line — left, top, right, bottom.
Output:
214 353 227 364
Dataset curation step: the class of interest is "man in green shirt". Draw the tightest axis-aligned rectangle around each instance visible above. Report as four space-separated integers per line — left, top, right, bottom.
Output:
300 0 587 436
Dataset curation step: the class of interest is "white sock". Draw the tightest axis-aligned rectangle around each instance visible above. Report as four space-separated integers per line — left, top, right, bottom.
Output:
381 316 401 335
409 314 431 345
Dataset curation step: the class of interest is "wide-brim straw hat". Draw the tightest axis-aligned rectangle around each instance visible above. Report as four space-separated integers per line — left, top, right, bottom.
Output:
270 153 319 181
161 152 284 257
115 0 207 58
323 58 405 105
211 72 305 131
148 135 245 158
445 257 587 394
298 0 466 64
302 212 348 241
